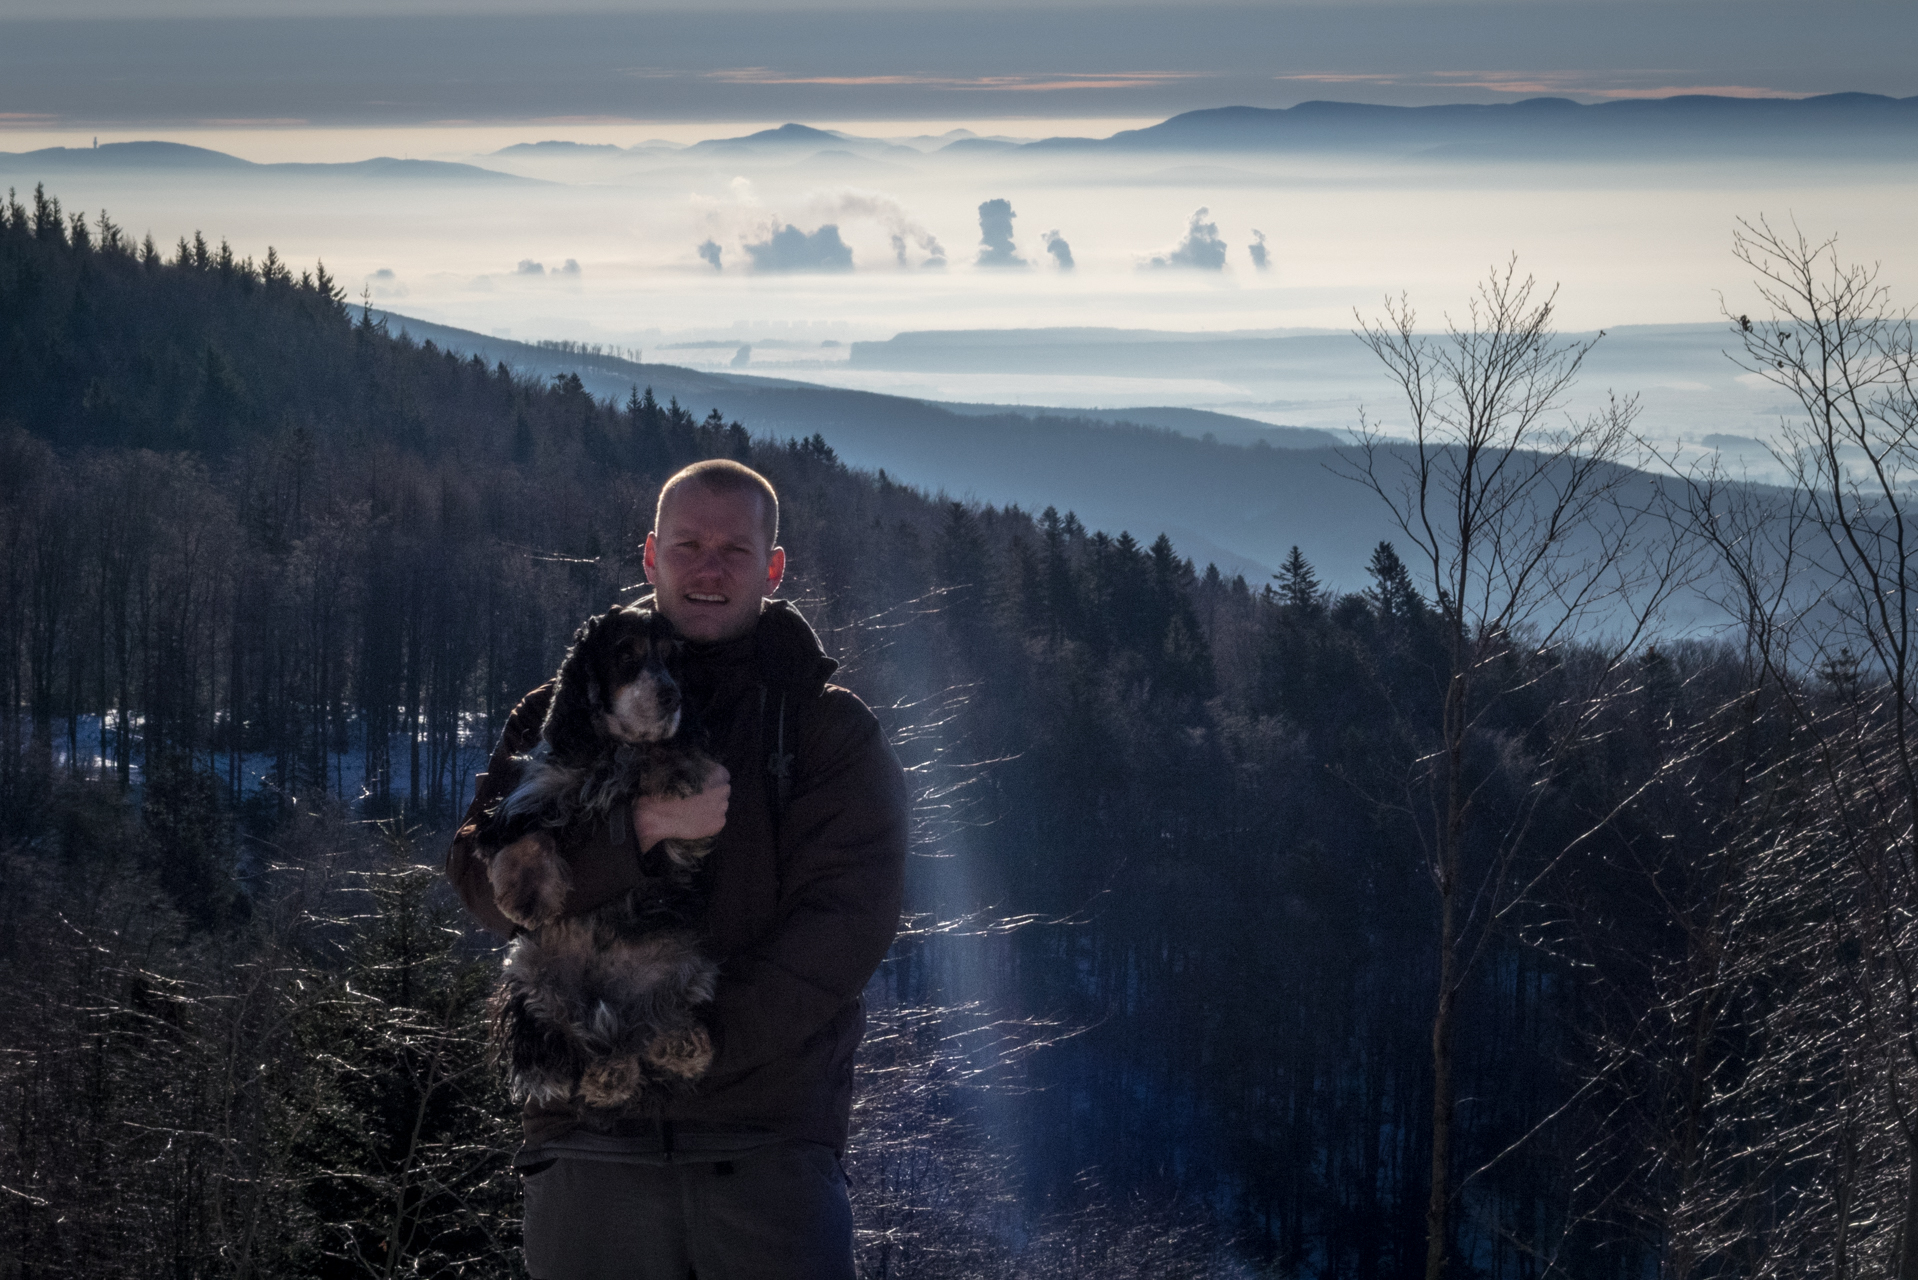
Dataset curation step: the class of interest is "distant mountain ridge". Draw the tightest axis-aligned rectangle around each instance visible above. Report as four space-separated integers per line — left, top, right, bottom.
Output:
683 123 924 161
589 94 1918 162
0 140 541 183
1027 93 1918 157
7 93 1913 187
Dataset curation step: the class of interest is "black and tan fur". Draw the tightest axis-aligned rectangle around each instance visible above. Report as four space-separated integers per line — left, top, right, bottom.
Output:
474 604 721 1109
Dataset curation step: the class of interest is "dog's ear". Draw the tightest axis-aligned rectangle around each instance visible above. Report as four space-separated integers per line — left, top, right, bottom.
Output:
543 610 608 760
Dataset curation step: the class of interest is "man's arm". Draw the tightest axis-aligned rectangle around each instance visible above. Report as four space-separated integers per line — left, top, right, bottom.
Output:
445 682 554 938
705 690 909 1080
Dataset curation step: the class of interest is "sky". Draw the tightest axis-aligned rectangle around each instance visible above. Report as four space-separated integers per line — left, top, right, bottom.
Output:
2 2 1915 134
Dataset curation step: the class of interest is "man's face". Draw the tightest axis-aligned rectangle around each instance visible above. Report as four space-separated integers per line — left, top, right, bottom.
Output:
643 483 786 643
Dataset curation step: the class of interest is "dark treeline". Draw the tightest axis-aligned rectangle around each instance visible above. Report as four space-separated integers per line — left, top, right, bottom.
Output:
3 187 1912 1278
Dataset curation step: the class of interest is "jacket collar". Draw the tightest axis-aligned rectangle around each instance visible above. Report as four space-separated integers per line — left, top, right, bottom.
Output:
631 593 837 694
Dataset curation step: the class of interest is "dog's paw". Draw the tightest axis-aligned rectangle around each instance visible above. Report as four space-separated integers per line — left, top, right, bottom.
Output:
509 1064 580 1108
656 836 714 874
643 1025 714 1080
579 1056 643 1108
488 832 571 929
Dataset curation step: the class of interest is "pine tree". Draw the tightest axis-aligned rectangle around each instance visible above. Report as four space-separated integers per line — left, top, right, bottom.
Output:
1365 541 1423 624
1040 506 1076 644
141 753 241 931
30 184 63 244
1276 545 1321 613
289 839 515 1276
511 409 535 465
94 210 123 254
935 502 985 591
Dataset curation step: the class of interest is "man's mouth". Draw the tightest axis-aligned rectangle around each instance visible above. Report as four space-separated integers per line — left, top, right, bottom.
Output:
685 592 728 604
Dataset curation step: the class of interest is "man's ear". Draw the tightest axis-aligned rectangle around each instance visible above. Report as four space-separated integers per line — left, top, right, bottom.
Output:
642 532 658 582
765 546 786 595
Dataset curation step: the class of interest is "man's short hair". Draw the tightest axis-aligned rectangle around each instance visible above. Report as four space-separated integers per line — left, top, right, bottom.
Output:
655 459 780 550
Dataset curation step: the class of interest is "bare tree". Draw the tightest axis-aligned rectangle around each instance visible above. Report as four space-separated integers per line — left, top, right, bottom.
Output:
1346 259 1684 1280
1656 218 1918 1278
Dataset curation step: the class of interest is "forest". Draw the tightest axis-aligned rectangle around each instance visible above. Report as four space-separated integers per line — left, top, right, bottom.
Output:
3 182 1917 1280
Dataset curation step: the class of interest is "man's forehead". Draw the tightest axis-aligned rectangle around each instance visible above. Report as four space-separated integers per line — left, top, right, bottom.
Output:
659 484 766 532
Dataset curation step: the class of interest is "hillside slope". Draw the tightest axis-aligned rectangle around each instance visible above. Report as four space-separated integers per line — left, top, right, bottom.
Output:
370 311 1385 582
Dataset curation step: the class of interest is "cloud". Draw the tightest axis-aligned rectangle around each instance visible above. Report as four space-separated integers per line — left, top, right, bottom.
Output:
559 258 580 275
365 266 406 299
1248 229 1269 270
743 223 854 272
1147 208 1226 270
1040 229 1074 270
976 198 1025 268
516 258 545 275
696 69 1211 92
1270 70 1804 100
806 189 943 267
699 187 942 272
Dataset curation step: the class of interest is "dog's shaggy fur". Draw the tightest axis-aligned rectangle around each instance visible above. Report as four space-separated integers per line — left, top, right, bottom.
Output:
474 604 721 1109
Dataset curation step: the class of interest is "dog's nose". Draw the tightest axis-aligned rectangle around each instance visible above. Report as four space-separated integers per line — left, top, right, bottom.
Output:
657 684 681 714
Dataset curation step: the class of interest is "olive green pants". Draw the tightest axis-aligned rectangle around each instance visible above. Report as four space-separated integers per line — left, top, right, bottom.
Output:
520 1140 854 1280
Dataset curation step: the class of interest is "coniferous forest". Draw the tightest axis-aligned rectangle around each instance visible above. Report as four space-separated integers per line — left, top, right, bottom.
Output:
6 184 1918 1279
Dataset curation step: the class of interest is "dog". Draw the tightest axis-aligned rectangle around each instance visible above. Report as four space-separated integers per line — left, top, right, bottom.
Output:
474 603 722 1110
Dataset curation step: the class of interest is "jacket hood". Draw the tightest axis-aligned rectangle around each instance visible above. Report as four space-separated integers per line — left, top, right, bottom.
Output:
753 598 839 692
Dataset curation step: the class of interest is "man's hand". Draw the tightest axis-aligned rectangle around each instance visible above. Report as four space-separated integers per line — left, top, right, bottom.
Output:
633 762 731 851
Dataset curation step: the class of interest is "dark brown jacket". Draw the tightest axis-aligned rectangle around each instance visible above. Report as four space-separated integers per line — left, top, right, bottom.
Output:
445 599 909 1153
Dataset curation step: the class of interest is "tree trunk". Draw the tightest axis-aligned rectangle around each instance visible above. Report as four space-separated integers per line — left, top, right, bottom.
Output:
1425 877 1457 1280
1427 659 1469 1280
1899 1135 1918 1280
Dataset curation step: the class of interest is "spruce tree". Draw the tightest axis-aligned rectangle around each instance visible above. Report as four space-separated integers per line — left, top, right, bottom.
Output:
1365 541 1423 624
1276 545 1321 613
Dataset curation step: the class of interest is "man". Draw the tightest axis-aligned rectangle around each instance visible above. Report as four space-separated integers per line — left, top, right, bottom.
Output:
445 458 909 1279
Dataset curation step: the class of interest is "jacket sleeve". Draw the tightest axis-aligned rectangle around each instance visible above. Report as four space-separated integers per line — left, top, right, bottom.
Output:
706 689 909 1080
444 682 554 939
